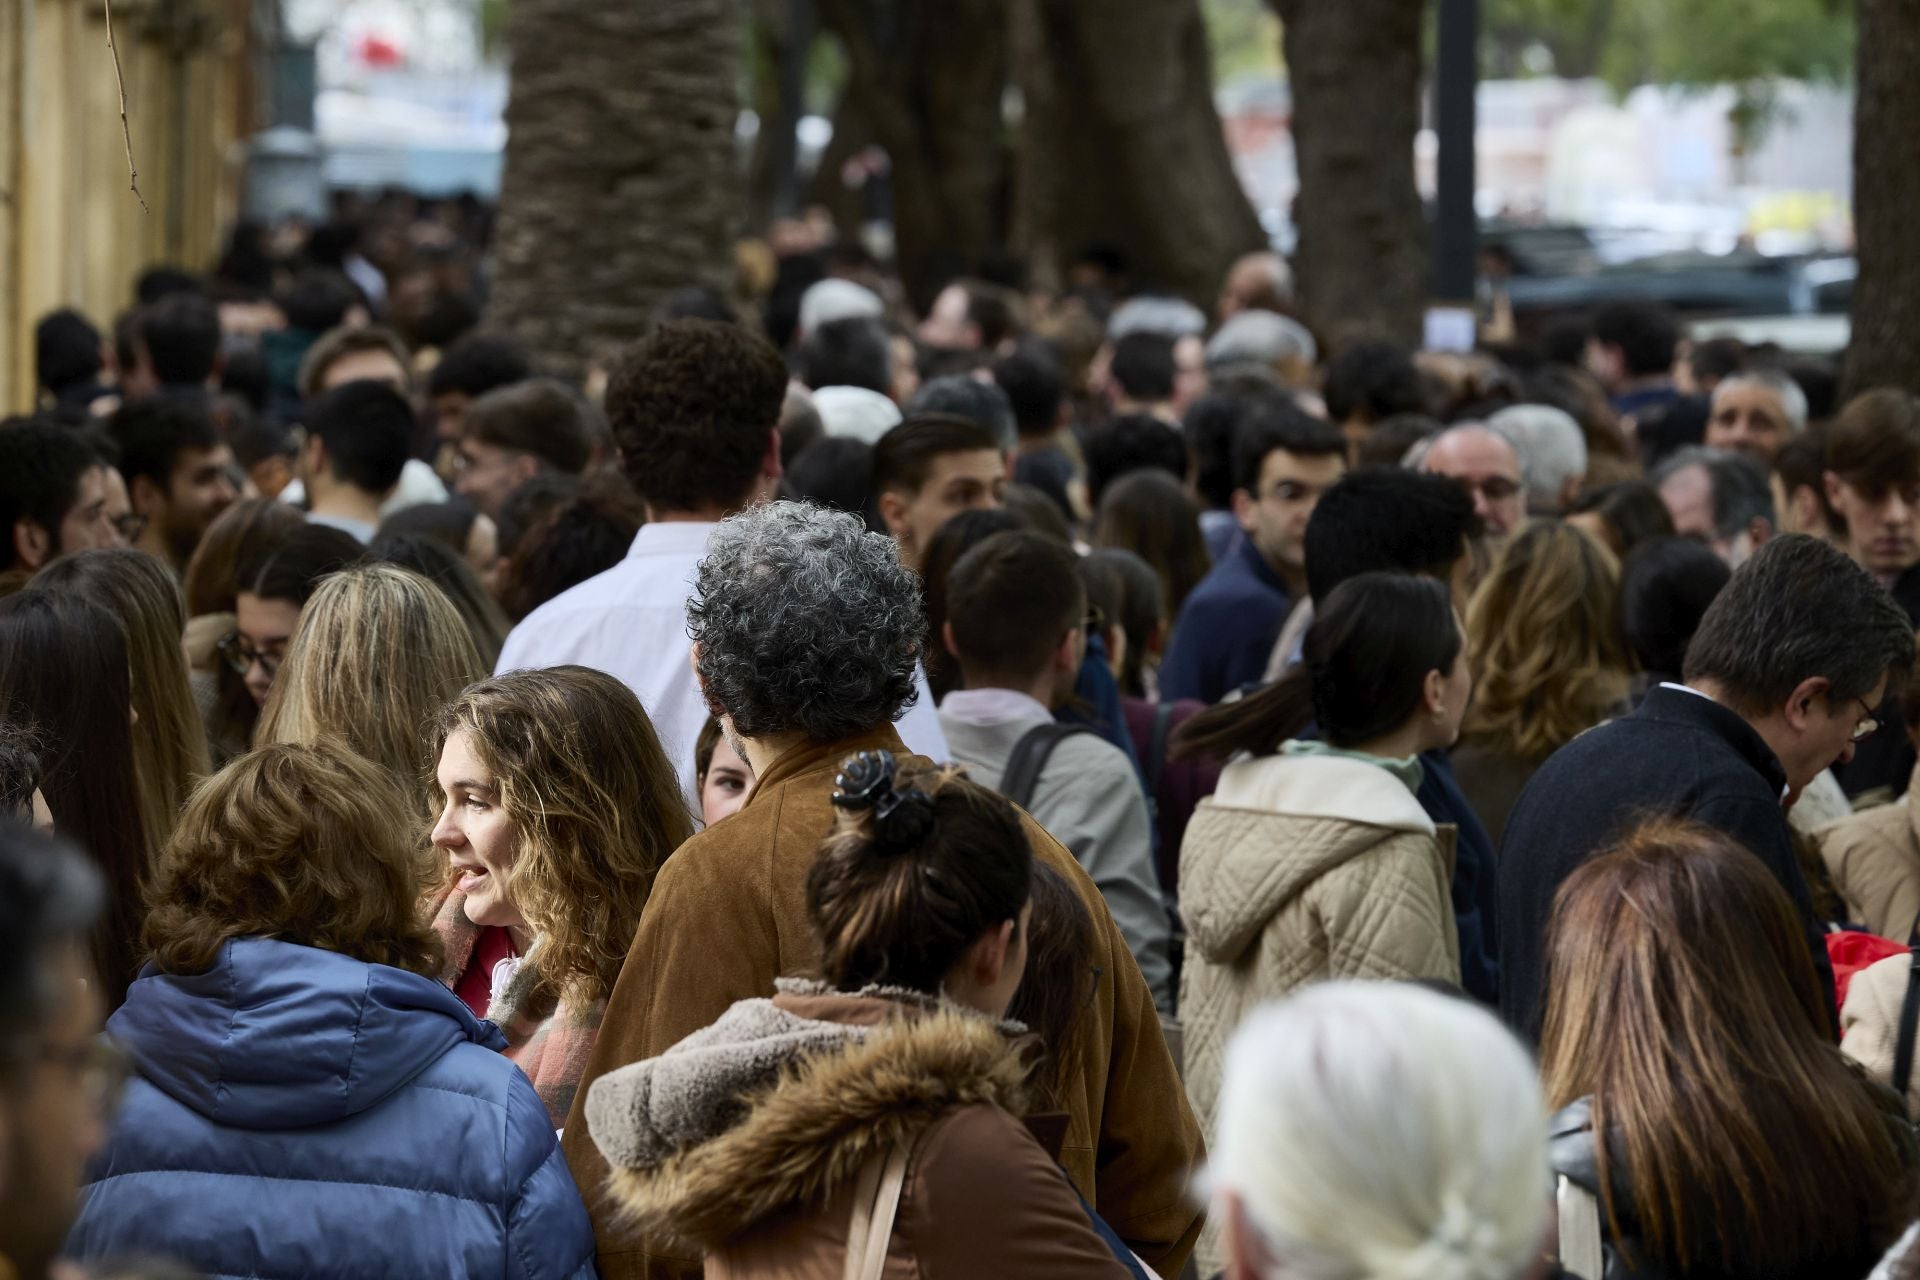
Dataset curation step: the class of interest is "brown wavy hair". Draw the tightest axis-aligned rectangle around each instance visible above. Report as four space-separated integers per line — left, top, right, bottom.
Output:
145 742 442 977
1539 820 1910 1275
432 667 693 1007
1463 519 1628 760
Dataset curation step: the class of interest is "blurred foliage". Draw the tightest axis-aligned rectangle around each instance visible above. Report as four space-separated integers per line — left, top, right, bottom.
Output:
1203 0 1283 83
1485 0 1852 87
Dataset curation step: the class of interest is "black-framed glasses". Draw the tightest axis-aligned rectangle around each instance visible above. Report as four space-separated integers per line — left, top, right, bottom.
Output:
1848 695 1881 745
217 632 281 680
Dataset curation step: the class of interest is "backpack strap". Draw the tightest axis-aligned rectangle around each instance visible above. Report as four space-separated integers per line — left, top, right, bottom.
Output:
1000 722 1096 811
1145 702 1176 804
1895 915 1920 1098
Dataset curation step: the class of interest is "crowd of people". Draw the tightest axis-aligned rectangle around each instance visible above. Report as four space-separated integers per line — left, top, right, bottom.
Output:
8 193 1920 1280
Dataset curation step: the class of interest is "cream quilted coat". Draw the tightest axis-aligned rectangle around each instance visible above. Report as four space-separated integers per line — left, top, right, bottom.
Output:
1178 752 1460 1275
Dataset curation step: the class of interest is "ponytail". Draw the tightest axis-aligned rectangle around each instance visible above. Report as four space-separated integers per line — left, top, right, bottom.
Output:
1171 669 1316 763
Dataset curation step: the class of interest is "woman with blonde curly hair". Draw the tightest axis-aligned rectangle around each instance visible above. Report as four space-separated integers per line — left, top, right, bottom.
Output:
1452 519 1631 848
428 666 693 1126
64 741 596 1279
256 562 489 814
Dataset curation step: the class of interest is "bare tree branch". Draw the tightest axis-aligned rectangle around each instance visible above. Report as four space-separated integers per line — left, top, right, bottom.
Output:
103 0 146 212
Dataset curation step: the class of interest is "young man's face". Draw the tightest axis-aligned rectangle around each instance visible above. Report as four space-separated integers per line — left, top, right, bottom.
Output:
883 449 1007 571
145 445 238 565
54 465 125 562
453 439 539 518
1234 448 1344 579
1827 472 1920 577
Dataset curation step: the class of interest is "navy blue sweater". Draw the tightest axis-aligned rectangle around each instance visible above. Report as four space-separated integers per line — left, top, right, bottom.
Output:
1159 538 1293 706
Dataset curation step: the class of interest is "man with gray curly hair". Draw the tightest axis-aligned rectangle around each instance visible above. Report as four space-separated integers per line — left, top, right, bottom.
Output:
560 500 1206 1280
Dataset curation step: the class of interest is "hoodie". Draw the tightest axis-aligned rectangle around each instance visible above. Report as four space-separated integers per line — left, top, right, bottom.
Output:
64 936 596 1280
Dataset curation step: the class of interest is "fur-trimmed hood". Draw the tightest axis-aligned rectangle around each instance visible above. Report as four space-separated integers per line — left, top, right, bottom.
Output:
584 980 1031 1250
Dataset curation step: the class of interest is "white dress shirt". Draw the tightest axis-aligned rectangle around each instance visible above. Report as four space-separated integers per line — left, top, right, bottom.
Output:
494 521 948 803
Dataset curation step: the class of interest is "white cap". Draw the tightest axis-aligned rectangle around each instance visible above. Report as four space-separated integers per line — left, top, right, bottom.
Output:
799 279 885 338
812 385 903 445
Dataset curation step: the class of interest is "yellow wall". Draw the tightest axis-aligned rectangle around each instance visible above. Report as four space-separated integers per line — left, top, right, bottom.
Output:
0 0 247 412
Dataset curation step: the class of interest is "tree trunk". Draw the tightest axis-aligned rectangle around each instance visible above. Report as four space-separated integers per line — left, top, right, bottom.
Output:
1021 0 1266 304
746 0 816 230
487 0 741 381
816 0 1008 311
1846 0 1920 398
1270 0 1428 347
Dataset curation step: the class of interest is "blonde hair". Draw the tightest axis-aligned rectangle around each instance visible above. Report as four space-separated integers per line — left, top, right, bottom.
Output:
257 564 488 814
1209 982 1546 1280
36 548 211 859
1463 519 1628 759
145 741 442 977
432 668 693 1007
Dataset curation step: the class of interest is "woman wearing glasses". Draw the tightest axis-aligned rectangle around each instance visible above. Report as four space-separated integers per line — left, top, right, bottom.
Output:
229 523 364 712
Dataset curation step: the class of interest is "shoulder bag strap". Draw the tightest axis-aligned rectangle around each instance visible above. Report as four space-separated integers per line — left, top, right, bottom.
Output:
1000 722 1093 811
1556 1173 1605 1280
842 1142 911 1280
1895 915 1920 1098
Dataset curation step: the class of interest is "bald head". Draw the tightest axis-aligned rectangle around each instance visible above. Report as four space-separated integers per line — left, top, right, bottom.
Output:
1420 425 1526 536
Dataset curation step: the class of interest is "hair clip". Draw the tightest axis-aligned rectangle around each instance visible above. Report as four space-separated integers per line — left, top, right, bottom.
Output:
832 749 934 854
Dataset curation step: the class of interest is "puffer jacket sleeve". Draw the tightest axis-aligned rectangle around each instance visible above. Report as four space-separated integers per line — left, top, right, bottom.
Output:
1842 952 1920 1121
1821 809 1920 939
503 1069 600 1280
1309 831 1461 984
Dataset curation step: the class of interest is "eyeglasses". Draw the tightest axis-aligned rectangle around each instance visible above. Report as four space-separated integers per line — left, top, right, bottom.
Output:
1 1033 132 1115
217 633 282 681
1848 695 1881 744
112 512 148 542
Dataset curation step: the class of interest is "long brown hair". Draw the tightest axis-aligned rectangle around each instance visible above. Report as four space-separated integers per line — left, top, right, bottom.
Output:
37 549 212 859
1094 469 1210 620
431 668 693 1007
1463 520 1628 760
181 498 305 619
1539 820 1910 1274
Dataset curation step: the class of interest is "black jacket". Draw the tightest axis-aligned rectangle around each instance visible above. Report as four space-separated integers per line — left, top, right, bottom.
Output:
1497 685 1835 1038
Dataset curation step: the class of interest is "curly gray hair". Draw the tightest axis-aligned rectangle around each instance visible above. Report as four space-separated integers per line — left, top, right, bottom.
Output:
688 501 924 743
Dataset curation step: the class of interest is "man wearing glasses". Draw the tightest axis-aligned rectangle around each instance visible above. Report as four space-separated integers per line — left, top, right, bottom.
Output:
1160 399 1344 705
1498 535 1916 1042
0 824 123 1280
1418 423 1528 542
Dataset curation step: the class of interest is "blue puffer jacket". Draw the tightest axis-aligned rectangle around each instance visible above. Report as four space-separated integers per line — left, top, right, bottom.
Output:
65 937 597 1280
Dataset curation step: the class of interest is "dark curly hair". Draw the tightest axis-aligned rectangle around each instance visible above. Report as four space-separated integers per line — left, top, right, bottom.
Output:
688 502 923 742
605 319 788 514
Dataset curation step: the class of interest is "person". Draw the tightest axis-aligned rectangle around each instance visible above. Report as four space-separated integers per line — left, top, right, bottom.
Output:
1206 983 1547 1280
364 531 511 668
257 563 491 814
1174 573 1470 1269
1541 821 1913 1279
1417 423 1528 540
583 750 1135 1279
0 723 51 829
1707 366 1809 463
62 743 597 1279
920 507 1027 702
179 498 307 760
1487 403 1589 513
378 498 501 582
1083 414 1189 510
298 379 415 543
1587 299 1680 422
1107 331 1180 422
872 413 1008 573
906 375 1018 451
1215 249 1292 321
694 715 753 826
428 332 532 447
285 325 452 518
1322 339 1426 459
995 341 1078 519
559 502 1202 1280
1819 675 1920 938
1774 429 1836 540
0 823 110 1280
1567 480 1676 558
937 532 1173 1012
35 550 211 859
426 668 692 1127
496 321 949 793
795 278 884 339
1498 534 1915 1038
919 277 1019 354
1094 469 1210 623
131 292 221 394
107 397 238 573
795 315 892 396
1653 445 1775 566
1451 522 1631 849
1159 400 1343 704
0 590 149 991
782 435 879 523
1203 311 1317 389
225 522 364 726
0 422 123 576
454 379 596 517
1618 535 1733 697
496 476 648 622
35 307 113 413
1826 389 1920 594
1184 391 1255 560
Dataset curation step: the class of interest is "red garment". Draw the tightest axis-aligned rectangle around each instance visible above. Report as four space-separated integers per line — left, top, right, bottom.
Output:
455 925 516 1020
1827 930 1910 1013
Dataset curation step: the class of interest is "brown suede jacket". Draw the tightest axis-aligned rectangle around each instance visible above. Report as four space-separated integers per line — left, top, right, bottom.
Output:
559 725 1204 1279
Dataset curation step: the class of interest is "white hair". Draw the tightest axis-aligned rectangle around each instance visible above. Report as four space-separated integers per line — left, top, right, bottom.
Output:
1205 310 1319 373
798 279 885 337
1715 367 1810 432
811 385 902 444
1107 295 1208 341
1488 404 1588 511
1208 982 1547 1280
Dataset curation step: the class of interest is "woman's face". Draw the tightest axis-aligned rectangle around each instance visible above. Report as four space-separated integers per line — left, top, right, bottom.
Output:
699 734 754 827
431 727 525 929
233 592 301 707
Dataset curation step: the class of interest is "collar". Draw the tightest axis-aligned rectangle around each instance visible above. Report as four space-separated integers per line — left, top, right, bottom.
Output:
1642 683 1789 800
1279 738 1425 794
746 723 914 807
1236 533 1292 599
624 520 719 561
938 687 1053 727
